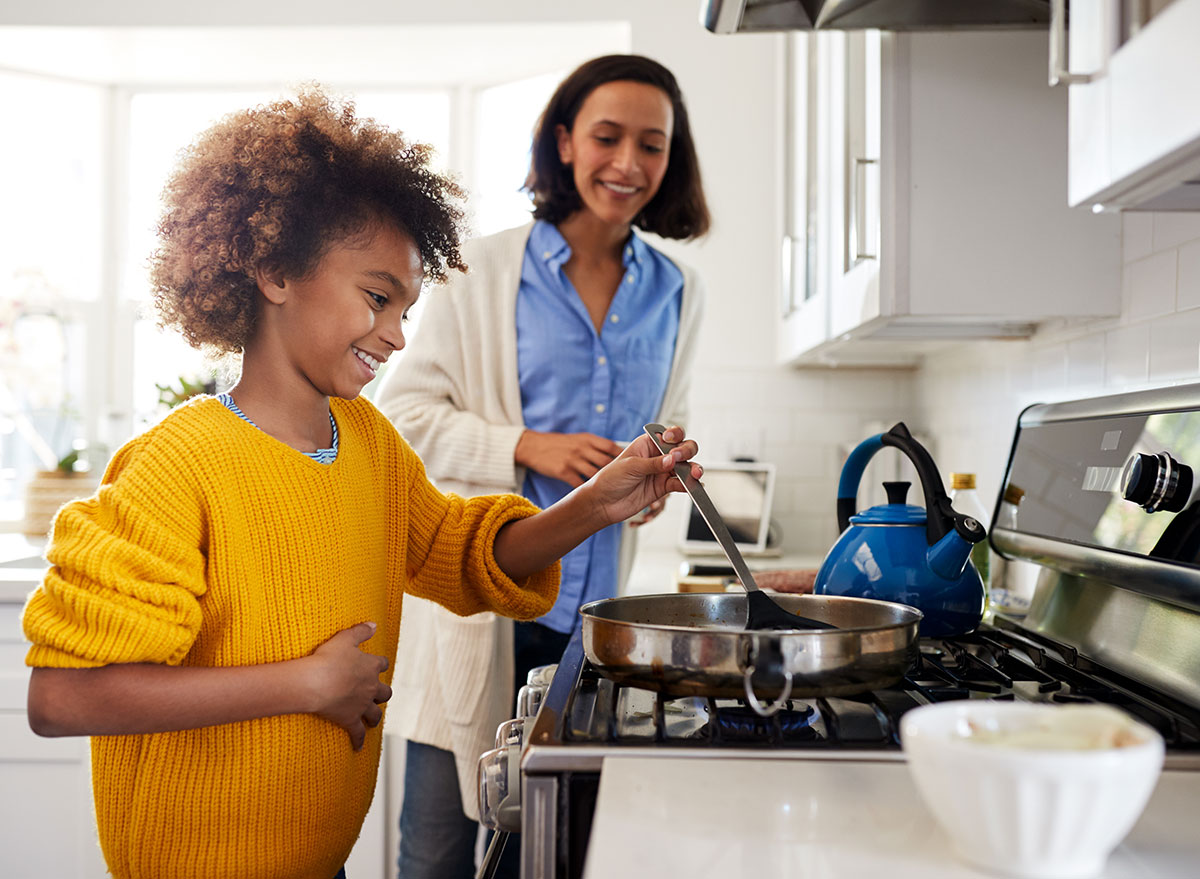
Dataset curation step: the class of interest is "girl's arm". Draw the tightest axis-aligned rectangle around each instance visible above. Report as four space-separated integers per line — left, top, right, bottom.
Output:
494 426 700 580
27 622 390 751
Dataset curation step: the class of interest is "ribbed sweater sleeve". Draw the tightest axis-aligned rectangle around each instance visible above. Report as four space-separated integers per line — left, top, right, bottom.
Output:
400 448 558 621
22 429 208 669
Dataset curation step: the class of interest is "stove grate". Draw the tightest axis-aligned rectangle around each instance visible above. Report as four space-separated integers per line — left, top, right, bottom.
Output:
558 626 1200 752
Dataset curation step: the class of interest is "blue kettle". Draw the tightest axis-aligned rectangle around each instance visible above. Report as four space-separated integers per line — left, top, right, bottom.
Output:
814 422 986 637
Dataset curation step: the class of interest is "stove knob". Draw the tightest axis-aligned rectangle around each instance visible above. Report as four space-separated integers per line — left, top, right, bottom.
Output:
526 663 558 687
517 682 546 719
494 717 530 750
1121 452 1194 513
477 744 521 832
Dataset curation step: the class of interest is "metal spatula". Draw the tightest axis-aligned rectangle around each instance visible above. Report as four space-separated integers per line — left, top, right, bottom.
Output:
643 424 836 631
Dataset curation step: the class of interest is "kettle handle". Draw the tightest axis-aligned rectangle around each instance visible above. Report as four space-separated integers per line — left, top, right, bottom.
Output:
836 422 972 549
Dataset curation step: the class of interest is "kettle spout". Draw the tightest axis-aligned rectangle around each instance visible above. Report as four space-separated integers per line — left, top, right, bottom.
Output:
926 530 976 580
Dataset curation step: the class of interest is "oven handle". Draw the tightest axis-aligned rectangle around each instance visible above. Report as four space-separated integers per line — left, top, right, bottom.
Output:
476 830 510 879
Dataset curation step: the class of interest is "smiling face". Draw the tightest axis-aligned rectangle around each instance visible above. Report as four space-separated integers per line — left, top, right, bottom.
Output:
555 80 674 229
256 218 424 402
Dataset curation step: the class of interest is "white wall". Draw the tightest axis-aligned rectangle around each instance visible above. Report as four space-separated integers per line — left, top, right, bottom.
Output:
913 212 1200 517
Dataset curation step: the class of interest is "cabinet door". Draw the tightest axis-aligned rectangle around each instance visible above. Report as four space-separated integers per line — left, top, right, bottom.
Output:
1065 0 1200 209
0 602 107 879
1065 1 1121 206
828 29 882 340
779 32 832 363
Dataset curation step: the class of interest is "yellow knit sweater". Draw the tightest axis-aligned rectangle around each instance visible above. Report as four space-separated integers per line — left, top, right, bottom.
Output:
21 396 558 879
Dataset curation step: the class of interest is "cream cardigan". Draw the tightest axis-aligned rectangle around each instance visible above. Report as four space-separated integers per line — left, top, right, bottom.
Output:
375 222 705 818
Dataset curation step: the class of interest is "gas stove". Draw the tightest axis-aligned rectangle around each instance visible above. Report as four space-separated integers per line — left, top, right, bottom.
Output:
524 621 1200 770
480 383 1200 879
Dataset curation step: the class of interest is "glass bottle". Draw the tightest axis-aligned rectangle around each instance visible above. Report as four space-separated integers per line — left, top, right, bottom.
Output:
948 472 991 591
990 484 1035 616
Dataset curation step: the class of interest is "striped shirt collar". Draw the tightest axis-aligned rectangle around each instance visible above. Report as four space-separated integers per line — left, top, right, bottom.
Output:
217 393 338 464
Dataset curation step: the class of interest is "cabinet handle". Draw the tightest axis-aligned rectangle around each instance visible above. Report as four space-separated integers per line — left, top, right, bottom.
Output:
781 234 795 316
1048 0 1102 86
852 157 878 263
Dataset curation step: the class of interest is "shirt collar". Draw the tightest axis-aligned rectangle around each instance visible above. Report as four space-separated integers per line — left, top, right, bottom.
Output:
531 220 571 267
531 219 648 270
624 229 649 269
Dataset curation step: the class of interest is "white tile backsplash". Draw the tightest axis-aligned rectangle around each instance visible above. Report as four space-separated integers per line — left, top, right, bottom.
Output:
1149 309 1200 380
1066 334 1106 388
1179 239 1200 311
1153 213 1200 252
1126 250 1177 320
1104 323 1151 386
1123 212 1154 262
1031 344 1068 390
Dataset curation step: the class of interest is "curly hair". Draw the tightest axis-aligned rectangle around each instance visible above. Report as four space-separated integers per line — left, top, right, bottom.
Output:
524 55 710 240
149 87 468 355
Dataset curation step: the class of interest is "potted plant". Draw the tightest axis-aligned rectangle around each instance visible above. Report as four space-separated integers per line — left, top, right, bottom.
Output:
22 443 98 538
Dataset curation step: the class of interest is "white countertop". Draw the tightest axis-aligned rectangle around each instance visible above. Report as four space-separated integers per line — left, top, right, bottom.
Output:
583 757 1200 879
0 533 46 603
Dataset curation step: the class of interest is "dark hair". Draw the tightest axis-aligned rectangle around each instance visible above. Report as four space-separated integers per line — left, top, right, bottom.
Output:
149 86 468 355
524 54 710 240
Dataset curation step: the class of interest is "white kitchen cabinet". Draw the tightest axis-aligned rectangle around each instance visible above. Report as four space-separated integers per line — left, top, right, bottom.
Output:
781 30 1122 367
1063 0 1200 211
778 32 832 363
0 600 108 879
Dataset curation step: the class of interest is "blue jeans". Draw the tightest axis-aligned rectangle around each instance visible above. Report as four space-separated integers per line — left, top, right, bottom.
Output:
397 739 478 879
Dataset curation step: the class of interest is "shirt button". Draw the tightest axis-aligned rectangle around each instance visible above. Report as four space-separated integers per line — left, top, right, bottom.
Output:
626 274 634 284
597 355 607 365
595 403 606 413
610 314 620 324
543 251 551 259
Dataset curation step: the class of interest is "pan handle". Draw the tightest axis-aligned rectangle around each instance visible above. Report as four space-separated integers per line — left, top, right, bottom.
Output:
743 665 793 717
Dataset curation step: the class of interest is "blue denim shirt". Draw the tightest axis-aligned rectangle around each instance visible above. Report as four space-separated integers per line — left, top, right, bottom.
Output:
516 220 683 633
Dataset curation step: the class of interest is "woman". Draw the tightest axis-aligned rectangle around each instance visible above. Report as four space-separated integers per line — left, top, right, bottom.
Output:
376 54 711 879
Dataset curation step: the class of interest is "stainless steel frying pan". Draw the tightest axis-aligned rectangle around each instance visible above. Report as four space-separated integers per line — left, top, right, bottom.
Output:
579 592 921 716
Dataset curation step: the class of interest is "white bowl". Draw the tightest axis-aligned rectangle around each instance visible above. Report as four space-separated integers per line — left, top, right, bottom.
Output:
901 702 1165 879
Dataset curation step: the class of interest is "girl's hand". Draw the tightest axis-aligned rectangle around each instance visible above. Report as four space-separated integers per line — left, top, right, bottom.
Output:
588 426 701 526
303 621 392 751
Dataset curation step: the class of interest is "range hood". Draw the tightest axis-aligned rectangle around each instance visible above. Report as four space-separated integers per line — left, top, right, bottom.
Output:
702 0 1051 33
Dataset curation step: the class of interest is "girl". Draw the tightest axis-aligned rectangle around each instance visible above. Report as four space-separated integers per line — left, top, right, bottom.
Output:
20 87 700 879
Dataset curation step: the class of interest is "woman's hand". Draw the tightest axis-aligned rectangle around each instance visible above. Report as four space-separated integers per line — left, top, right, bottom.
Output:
588 426 701 527
303 621 392 751
515 430 623 487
